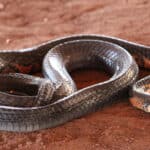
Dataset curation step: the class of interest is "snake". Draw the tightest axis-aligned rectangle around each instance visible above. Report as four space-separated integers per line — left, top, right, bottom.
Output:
0 34 149 132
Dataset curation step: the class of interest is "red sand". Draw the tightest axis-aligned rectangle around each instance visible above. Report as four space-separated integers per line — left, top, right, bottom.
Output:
0 0 149 149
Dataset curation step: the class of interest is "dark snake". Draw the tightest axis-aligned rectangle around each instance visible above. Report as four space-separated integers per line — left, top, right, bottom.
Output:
0 34 149 132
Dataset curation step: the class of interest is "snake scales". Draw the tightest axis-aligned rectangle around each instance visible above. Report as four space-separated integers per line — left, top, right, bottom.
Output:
0 34 149 132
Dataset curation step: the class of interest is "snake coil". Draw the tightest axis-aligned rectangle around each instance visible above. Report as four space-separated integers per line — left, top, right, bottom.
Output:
0 34 149 132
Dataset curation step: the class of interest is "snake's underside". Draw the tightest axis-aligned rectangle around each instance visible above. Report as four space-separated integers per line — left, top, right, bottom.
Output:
0 34 149 132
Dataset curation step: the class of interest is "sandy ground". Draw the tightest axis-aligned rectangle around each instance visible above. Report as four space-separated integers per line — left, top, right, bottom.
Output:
0 0 149 149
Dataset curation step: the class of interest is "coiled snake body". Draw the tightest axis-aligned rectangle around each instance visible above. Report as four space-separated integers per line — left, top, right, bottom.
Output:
0 34 149 132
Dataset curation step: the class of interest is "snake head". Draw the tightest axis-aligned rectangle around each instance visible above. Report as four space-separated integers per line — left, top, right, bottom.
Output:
35 79 55 106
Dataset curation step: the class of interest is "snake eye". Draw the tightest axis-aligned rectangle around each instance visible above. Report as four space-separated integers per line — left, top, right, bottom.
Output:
0 73 55 107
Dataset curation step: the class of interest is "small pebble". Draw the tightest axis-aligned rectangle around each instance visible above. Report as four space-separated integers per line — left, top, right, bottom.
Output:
6 39 11 44
0 3 4 10
43 17 48 23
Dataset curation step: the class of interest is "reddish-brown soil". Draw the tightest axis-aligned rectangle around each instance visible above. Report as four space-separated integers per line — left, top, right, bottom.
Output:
0 0 149 150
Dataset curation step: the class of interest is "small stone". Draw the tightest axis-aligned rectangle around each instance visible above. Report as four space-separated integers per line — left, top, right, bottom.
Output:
0 3 4 10
43 17 48 22
6 39 11 44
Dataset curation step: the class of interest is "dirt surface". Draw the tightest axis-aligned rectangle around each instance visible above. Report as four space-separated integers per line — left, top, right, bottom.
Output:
0 0 149 149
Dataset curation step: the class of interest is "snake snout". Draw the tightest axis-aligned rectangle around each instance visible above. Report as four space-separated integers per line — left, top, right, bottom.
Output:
35 79 55 106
